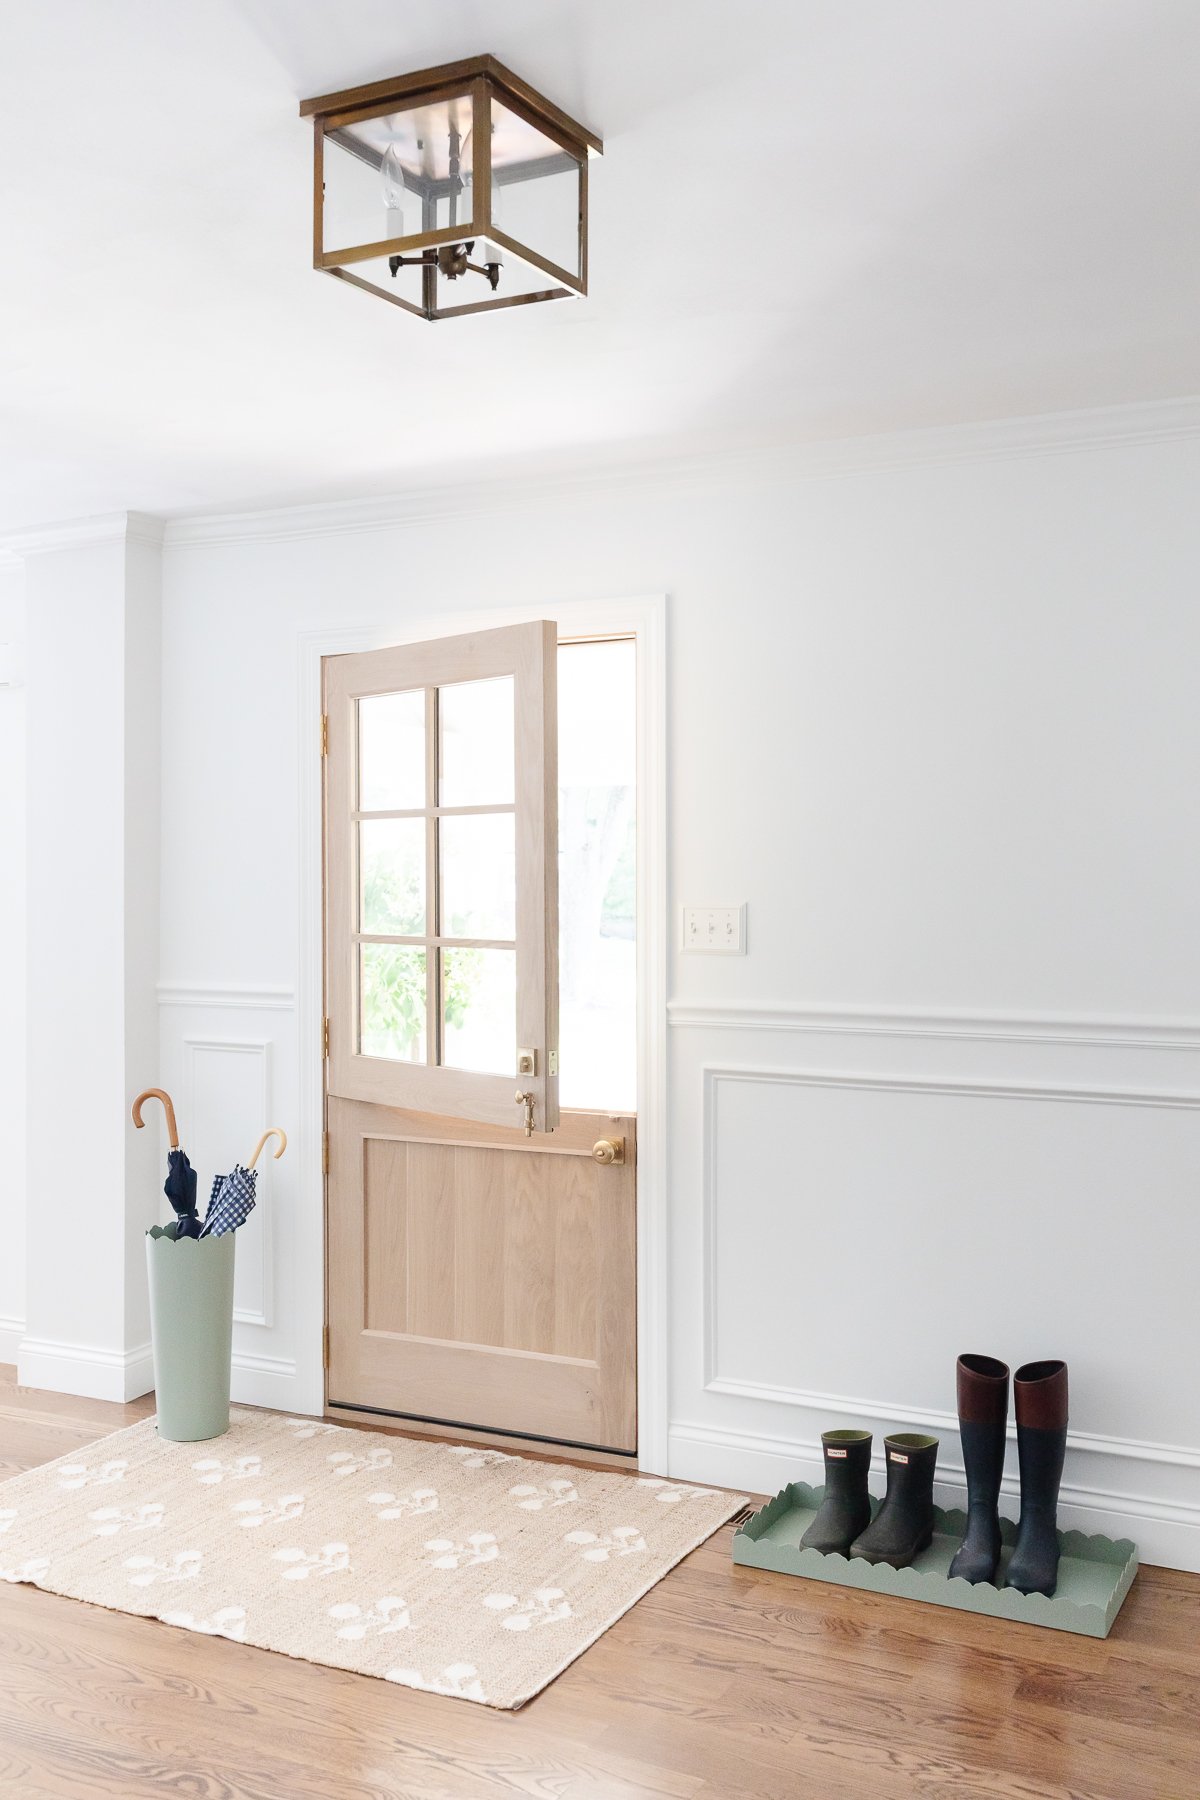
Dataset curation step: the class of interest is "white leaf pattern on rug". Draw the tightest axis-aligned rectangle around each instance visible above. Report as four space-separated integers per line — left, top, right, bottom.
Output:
508 1479 578 1511
386 1660 487 1701
192 1455 262 1486
635 1478 713 1503
57 1459 128 1491
89 1502 166 1537
328 1596 412 1640
0 1508 16 1535
366 1487 439 1521
327 1446 393 1479
162 1605 247 1641
563 1525 648 1562
1 1556 50 1583
482 1587 573 1630
272 1542 350 1579
423 1532 499 1570
442 1445 516 1470
124 1550 202 1587
284 1419 339 1440
232 1494 305 1528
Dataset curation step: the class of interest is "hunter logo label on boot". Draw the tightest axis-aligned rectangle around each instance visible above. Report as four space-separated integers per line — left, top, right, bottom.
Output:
826 1447 848 1458
889 1452 909 1464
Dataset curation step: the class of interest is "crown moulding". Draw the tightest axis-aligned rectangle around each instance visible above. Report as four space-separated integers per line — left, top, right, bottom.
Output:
159 395 1200 551
1 397 1195 558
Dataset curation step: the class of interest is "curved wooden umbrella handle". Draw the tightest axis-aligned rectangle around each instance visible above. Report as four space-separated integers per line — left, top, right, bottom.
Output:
132 1088 180 1150
247 1127 287 1170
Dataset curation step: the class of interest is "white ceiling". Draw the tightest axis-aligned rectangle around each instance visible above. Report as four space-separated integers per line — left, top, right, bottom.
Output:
0 0 1196 532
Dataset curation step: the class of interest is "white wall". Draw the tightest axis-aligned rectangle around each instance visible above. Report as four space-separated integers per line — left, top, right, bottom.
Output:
155 417 1200 1566
19 525 162 1399
0 560 27 1358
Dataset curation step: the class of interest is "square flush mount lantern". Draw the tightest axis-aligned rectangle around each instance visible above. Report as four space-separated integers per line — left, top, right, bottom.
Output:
300 55 602 321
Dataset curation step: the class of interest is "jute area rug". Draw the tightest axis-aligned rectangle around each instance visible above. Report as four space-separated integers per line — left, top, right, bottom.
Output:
0 1407 744 1710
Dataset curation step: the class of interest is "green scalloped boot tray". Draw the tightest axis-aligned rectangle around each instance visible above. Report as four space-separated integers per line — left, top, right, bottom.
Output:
733 1482 1137 1638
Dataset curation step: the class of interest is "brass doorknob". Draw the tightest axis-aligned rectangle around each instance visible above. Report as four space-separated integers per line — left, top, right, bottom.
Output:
592 1137 625 1165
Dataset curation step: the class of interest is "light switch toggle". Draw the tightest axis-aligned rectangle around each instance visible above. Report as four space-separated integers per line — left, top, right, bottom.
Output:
682 904 747 953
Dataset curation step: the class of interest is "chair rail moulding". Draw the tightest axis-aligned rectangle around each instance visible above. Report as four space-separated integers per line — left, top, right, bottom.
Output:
158 982 296 1011
668 1001 1200 1051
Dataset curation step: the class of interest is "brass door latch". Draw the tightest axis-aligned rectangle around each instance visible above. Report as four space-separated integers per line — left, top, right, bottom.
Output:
515 1090 536 1136
591 1137 625 1165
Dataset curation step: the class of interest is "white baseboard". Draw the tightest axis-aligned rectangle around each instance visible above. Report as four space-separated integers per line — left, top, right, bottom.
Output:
230 1350 303 1412
669 1420 1200 1574
17 1336 155 1403
11 1334 305 1417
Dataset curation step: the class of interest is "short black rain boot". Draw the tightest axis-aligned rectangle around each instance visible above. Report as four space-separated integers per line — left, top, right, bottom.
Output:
799 1431 873 1555
1003 1360 1068 1598
848 1433 938 1569
948 1354 1009 1585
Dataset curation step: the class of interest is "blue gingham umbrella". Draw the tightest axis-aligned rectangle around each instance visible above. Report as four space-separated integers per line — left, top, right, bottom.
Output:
200 1165 257 1238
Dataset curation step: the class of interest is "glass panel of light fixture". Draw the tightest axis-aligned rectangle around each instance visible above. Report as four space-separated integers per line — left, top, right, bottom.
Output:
358 690 425 811
360 944 427 1062
440 812 516 940
490 99 582 279
359 819 426 935
330 251 428 312
325 90 475 256
439 676 515 806
441 947 516 1074
323 129 394 255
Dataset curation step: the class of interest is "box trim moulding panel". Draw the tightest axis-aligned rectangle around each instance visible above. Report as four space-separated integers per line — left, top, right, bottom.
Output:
701 1064 1200 1470
182 1036 274 1330
669 1002 1200 1052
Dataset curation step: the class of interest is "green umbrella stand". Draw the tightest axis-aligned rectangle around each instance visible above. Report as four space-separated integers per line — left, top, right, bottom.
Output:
146 1224 236 1442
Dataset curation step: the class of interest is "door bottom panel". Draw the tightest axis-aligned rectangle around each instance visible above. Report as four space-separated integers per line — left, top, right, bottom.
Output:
326 1097 638 1453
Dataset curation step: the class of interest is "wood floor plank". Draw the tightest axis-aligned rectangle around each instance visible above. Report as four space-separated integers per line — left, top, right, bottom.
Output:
1 1366 1197 1800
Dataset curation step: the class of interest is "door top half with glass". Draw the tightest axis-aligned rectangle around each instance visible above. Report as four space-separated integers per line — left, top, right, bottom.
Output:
324 621 559 1133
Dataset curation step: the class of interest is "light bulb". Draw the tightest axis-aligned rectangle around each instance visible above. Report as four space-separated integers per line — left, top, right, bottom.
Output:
380 141 406 239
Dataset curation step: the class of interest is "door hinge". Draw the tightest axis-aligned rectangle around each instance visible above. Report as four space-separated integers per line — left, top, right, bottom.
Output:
322 1016 330 1058
320 713 329 757
322 1324 330 1369
321 1130 330 1175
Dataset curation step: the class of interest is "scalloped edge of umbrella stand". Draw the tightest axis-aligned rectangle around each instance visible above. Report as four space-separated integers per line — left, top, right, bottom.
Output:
732 1481 1137 1638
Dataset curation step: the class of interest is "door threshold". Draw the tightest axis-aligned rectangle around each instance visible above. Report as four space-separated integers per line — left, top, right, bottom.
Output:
326 1398 637 1466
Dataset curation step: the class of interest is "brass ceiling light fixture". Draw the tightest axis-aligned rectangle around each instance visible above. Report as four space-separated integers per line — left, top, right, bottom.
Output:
299 55 602 322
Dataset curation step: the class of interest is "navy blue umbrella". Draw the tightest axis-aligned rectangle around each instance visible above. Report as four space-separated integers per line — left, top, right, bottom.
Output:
132 1089 200 1237
165 1148 201 1238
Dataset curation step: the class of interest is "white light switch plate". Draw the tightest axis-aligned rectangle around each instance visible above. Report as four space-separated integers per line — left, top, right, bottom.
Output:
682 904 747 954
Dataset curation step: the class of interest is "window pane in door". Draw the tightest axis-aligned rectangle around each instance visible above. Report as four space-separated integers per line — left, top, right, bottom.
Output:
440 812 516 940
360 819 426 935
360 944 427 1062
439 676 515 807
442 947 515 1073
359 690 425 812
558 639 637 1111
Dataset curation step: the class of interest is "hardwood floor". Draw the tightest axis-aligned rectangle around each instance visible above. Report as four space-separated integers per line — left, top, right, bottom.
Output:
1 1369 1196 1799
